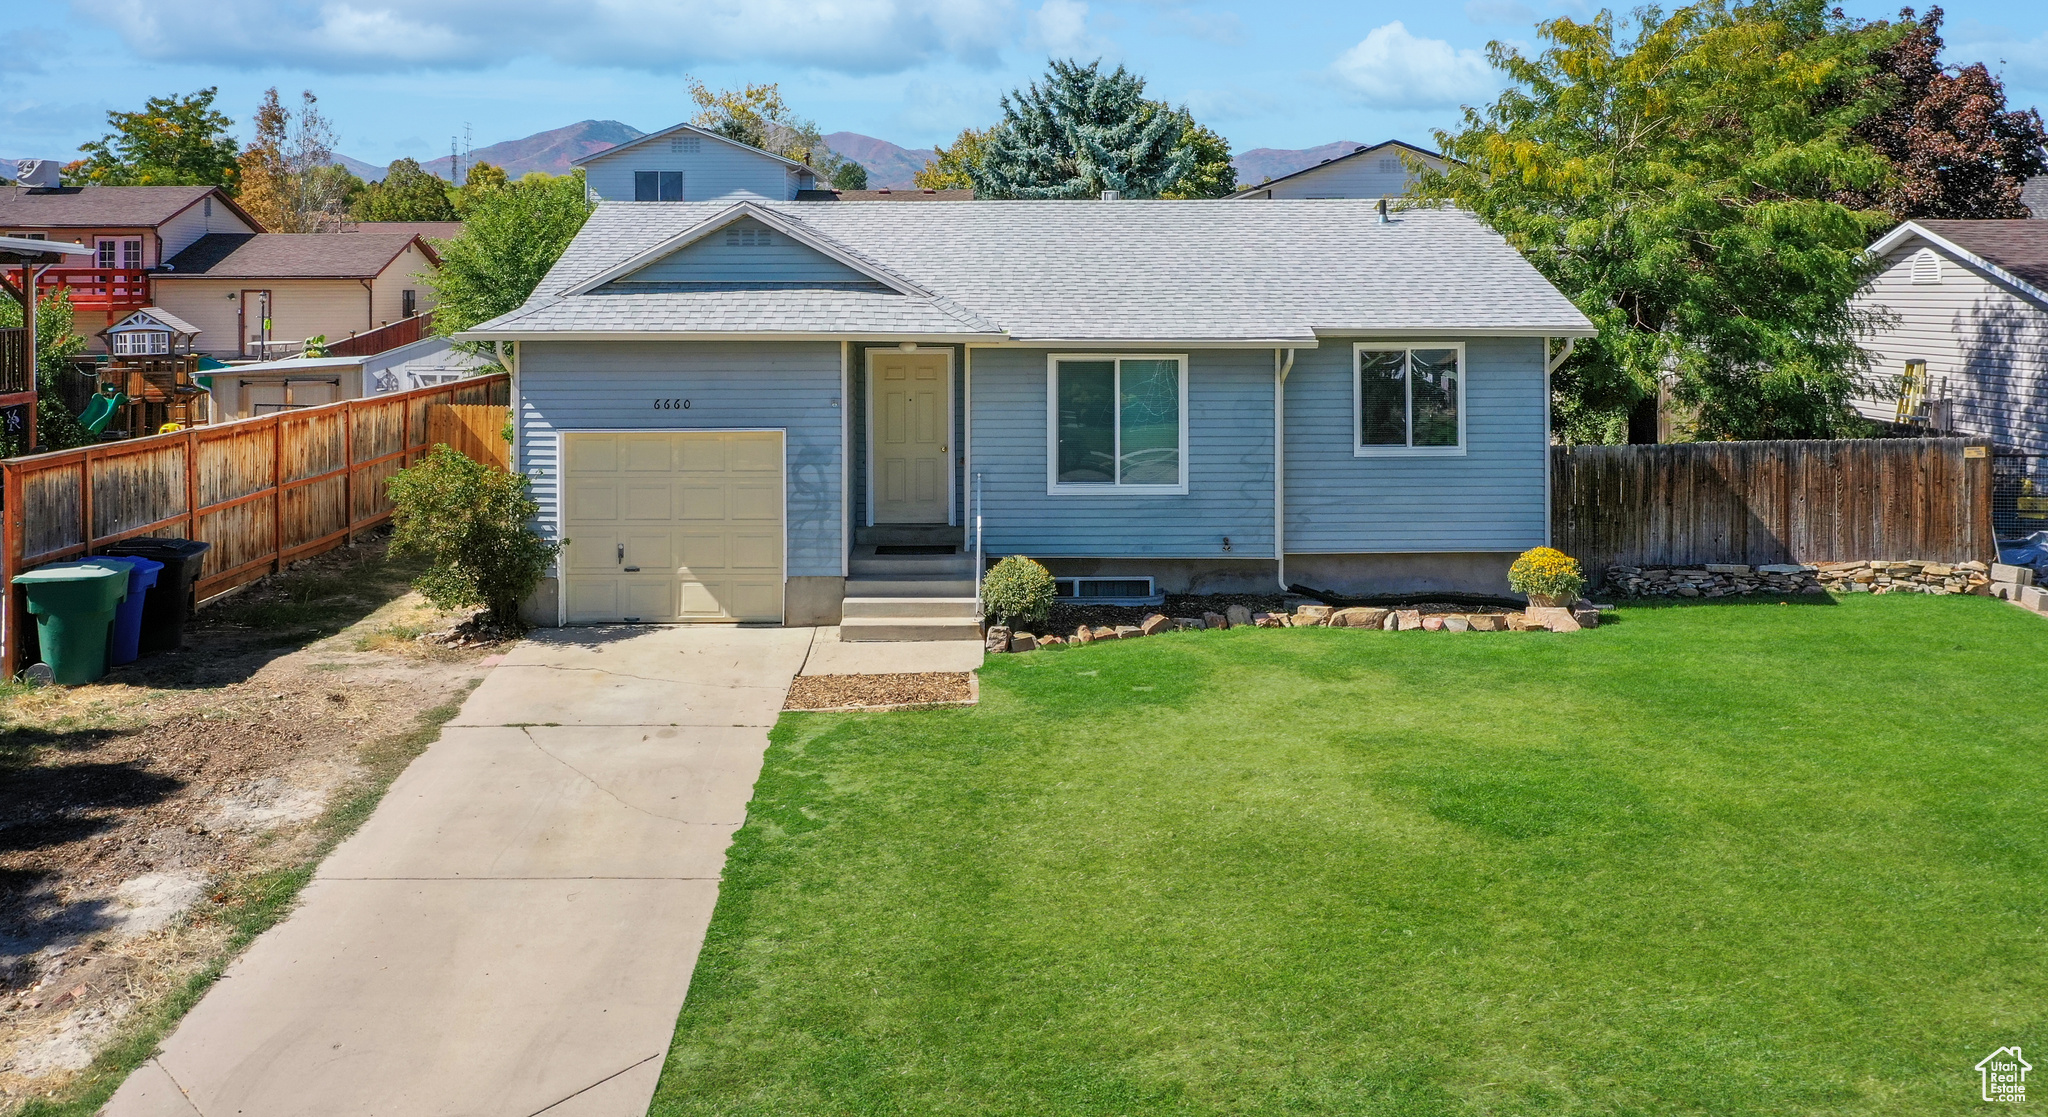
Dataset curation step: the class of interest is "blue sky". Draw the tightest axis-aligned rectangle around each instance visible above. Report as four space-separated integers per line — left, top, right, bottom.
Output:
4 0 2047 165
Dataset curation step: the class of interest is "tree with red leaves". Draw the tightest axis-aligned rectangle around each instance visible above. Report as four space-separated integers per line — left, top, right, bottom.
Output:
1844 6 2048 219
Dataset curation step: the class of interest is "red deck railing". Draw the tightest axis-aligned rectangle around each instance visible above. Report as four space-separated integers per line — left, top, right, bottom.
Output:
40 268 150 313
328 311 433 358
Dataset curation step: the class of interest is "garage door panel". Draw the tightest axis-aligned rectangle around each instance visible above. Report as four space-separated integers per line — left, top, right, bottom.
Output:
679 437 726 472
562 431 784 625
731 483 780 520
622 436 674 471
729 434 780 472
729 533 780 572
623 483 673 521
678 533 726 572
678 484 727 521
567 436 617 473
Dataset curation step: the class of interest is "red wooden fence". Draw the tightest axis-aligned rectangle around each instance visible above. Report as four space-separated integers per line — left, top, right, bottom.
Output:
1 372 509 677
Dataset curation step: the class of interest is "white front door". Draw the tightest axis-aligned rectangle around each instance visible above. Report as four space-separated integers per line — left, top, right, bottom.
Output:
561 431 785 624
870 351 951 523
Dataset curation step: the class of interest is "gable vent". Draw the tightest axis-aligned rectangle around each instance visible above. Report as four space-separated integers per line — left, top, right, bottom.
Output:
1378 157 1400 172
1910 248 1942 284
670 136 701 154
725 227 774 247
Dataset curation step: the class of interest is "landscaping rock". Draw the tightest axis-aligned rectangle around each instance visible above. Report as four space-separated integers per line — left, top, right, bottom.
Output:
1330 606 1389 628
1173 616 1205 631
1140 613 1173 636
1992 563 2036 587
1395 609 1423 631
1526 606 1581 632
1382 611 1400 630
1571 606 1601 629
1092 625 1118 642
1443 615 1471 632
1705 563 1751 574
1421 615 1445 631
1203 611 1229 630
1293 605 1334 626
984 625 1011 653
1253 613 1289 628
1675 585 1701 597
1074 626 1094 644
1226 604 1254 627
1040 634 1065 647
1114 625 1143 639
1010 633 1038 653
1467 613 1506 632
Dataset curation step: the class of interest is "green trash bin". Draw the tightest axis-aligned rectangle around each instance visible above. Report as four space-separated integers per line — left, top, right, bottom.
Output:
12 563 130 685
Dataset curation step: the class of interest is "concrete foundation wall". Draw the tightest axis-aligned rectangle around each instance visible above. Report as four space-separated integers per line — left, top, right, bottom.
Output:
521 576 561 628
784 576 845 626
1285 552 1518 597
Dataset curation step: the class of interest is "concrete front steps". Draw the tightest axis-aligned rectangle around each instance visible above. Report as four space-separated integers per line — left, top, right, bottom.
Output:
841 524 981 642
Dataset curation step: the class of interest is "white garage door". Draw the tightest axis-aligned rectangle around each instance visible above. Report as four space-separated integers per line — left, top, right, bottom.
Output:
562 431 784 624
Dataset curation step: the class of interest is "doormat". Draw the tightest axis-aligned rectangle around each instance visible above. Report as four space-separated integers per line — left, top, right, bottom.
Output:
874 545 955 555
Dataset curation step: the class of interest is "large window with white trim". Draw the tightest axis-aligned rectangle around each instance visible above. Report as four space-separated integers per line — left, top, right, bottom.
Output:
1354 342 1466 455
1047 355 1188 493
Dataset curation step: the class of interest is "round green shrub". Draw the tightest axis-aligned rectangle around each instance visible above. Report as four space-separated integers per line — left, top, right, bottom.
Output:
981 555 1056 628
387 444 560 629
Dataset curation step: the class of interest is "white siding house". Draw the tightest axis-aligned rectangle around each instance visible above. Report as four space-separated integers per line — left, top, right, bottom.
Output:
1230 140 1450 200
1851 220 2048 453
573 123 818 203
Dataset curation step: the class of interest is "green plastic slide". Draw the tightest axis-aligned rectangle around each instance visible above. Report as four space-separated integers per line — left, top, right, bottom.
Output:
81 391 128 435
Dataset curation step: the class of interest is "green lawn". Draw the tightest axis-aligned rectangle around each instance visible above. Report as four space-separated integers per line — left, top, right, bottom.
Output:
653 595 2048 1116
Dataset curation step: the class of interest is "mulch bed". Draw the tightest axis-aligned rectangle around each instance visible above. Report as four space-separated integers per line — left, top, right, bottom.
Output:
785 673 974 711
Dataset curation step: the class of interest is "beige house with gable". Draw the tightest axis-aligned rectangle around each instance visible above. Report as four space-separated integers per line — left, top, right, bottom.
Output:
152 232 440 360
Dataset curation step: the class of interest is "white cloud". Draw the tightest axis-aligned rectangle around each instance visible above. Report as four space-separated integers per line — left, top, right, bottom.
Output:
1027 0 1107 59
68 0 1016 75
1946 19 2048 92
1330 21 1499 110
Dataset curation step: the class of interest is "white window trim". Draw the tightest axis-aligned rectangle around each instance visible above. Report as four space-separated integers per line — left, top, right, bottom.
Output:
1045 353 1191 496
1352 341 1468 458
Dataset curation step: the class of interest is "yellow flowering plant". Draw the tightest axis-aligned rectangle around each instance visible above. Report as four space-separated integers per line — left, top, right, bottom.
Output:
1508 547 1585 603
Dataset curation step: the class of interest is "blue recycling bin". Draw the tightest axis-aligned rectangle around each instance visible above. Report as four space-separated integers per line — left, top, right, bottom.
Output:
83 555 163 666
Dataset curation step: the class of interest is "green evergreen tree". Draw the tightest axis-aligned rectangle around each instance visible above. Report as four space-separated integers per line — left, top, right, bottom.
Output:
73 88 240 188
974 60 1196 199
351 158 459 222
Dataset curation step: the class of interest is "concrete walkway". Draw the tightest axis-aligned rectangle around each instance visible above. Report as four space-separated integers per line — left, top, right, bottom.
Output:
106 625 815 1117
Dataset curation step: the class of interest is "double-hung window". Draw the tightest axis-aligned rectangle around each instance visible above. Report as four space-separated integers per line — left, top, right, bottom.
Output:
1047 355 1188 494
634 171 685 201
1354 342 1465 456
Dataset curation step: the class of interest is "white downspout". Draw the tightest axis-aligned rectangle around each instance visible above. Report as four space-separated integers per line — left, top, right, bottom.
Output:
841 340 851 578
1274 347 1295 593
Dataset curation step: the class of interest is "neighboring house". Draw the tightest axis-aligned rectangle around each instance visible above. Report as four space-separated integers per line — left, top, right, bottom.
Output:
333 220 465 242
207 333 489 419
460 196 1593 632
2022 175 2048 218
1850 219 2048 453
0 181 260 345
1229 140 1450 200
573 122 820 202
153 233 440 360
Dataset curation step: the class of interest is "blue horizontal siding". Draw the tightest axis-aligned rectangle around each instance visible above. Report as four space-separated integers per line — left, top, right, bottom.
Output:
969 348 1276 558
582 143 797 202
622 218 873 285
518 340 843 576
1284 336 1547 552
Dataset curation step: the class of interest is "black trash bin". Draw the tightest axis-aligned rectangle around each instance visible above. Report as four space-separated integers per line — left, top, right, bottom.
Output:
96 538 212 653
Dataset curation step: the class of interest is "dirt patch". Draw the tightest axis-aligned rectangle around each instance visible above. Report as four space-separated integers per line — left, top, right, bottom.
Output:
785 673 974 711
0 535 490 1108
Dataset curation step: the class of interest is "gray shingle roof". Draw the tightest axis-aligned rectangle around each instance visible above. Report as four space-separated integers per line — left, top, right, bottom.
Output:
468 199 1594 342
488 287 995 336
159 233 434 279
1915 219 2048 289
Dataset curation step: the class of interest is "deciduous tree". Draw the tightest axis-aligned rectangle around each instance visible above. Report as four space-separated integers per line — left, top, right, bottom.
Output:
1839 6 2048 219
72 89 239 188
238 89 355 231
428 171 592 353
915 127 994 190
1417 1 1895 442
0 288 91 453
351 158 459 222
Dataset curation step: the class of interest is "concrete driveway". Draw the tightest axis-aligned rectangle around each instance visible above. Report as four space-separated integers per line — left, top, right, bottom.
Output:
106 625 815 1117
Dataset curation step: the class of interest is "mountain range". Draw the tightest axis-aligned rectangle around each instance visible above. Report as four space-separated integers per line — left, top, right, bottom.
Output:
15 121 1402 193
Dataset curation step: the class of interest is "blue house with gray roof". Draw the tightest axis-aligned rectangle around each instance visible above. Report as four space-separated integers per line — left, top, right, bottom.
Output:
462 192 1594 638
